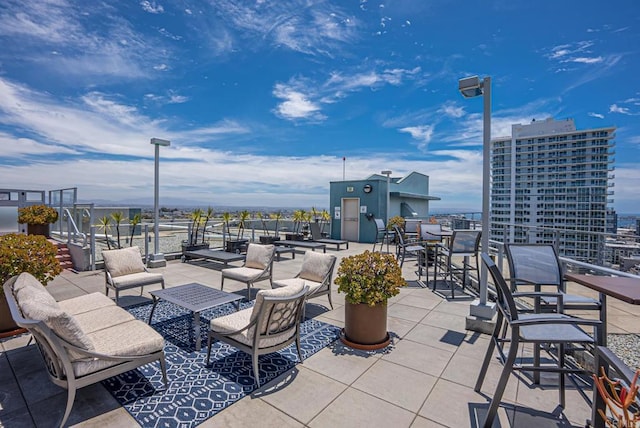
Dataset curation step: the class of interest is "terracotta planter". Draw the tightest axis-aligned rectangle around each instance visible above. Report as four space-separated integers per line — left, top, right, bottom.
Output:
0 296 23 336
342 302 390 350
27 224 50 237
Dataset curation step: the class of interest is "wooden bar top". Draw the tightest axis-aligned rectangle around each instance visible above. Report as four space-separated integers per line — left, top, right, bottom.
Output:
564 273 640 305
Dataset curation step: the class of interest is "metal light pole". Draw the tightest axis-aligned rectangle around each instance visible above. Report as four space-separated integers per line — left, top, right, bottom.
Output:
381 170 392 224
149 138 170 268
459 76 496 321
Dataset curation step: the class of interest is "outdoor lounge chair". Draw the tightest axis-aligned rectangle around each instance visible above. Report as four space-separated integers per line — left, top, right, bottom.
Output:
309 222 348 250
475 253 600 428
102 246 165 304
206 283 309 387
4 272 167 428
272 250 337 312
221 243 275 298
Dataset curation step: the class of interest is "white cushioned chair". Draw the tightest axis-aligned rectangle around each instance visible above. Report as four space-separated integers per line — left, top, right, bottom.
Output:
102 246 164 303
4 272 167 428
206 283 309 387
221 243 275 298
272 251 337 312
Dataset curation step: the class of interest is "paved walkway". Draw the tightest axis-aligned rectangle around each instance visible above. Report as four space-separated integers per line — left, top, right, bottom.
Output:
2 242 638 427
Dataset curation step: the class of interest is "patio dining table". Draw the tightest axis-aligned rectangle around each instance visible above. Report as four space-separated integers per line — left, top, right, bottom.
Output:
564 273 640 346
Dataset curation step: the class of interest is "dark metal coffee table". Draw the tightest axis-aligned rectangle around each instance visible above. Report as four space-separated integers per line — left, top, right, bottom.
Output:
148 283 243 351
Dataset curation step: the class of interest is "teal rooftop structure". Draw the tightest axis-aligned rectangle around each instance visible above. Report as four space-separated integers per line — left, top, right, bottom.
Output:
329 172 440 243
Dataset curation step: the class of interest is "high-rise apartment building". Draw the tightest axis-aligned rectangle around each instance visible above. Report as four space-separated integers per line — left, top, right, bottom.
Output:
491 118 615 262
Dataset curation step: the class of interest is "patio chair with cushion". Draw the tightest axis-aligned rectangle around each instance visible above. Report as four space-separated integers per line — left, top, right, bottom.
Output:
272 250 337 312
221 243 275 298
4 272 167 428
206 283 309 387
102 246 165 304
475 253 600 428
433 230 481 299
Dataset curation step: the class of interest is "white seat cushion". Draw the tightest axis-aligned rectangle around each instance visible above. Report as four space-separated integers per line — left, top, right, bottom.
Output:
58 293 116 315
222 267 266 282
244 244 274 269
272 278 323 294
210 308 296 348
299 252 335 283
102 246 146 277
110 271 163 288
74 306 136 334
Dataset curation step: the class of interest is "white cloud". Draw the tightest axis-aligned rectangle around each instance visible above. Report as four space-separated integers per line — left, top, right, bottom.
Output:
610 104 632 115
399 125 434 149
0 2 171 81
569 56 603 64
439 103 465 118
272 84 324 121
140 1 164 14
588 112 604 119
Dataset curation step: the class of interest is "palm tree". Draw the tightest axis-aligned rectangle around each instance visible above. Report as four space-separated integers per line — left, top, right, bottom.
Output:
293 209 306 235
201 207 214 244
311 206 320 222
237 210 250 239
110 212 124 249
129 213 141 246
257 212 269 236
97 216 111 250
270 211 282 237
320 209 331 235
189 208 203 246
222 212 232 244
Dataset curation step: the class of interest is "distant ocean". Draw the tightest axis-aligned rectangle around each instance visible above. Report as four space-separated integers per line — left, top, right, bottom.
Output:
617 214 639 229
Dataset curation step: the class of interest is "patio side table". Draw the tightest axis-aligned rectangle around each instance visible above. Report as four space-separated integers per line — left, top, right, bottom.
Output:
148 283 243 351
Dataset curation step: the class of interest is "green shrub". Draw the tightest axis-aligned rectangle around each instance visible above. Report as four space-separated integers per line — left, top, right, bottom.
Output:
335 250 406 306
0 233 62 285
17 205 59 225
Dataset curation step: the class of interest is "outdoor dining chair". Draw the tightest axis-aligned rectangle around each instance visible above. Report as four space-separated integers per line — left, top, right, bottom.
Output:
206 283 309 387
433 230 481 299
505 243 601 315
393 225 424 268
475 253 600 428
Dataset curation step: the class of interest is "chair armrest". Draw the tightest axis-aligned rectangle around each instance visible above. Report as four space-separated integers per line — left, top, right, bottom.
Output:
511 316 601 328
512 291 564 312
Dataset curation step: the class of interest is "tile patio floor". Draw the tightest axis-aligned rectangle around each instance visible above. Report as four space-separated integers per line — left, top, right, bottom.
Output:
1 242 639 427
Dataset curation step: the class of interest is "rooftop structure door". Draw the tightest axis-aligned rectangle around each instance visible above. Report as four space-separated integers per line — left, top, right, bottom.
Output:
341 198 359 241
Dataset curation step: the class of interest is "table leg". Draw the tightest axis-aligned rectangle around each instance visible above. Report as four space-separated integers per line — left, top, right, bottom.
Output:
148 296 159 324
194 311 202 351
599 293 607 347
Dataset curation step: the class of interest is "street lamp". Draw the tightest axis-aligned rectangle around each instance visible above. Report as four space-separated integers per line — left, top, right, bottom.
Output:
149 137 170 268
458 76 496 321
381 170 392 224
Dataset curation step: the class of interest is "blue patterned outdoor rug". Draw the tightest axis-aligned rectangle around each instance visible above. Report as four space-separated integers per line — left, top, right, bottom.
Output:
102 300 340 428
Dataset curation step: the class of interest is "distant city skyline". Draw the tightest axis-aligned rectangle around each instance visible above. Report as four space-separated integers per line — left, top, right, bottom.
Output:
0 1 638 212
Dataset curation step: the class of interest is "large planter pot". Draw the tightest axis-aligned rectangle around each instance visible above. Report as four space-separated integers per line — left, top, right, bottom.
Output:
341 302 390 350
259 236 280 244
181 242 209 253
27 224 50 237
0 295 25 338
285 233 304 241
225 239 248 254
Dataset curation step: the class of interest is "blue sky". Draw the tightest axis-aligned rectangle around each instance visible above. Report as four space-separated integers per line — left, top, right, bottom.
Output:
0 0 639 212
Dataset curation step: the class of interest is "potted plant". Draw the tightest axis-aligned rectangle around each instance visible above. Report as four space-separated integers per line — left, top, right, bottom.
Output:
335 250 406 349
258 212 280 244
17 204 59 237
286 209 306 241
225 211 249 253
0 233 62 336
182 208 209 253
